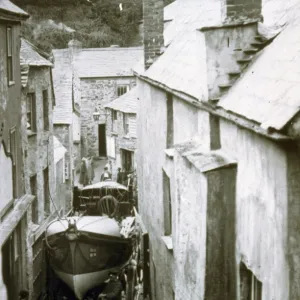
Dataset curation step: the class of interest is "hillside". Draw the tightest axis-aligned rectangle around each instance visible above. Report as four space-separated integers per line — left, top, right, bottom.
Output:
12 0 174 54
12 0 143 53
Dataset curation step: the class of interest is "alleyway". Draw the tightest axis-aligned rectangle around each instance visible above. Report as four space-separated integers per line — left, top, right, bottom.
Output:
74 158 108 188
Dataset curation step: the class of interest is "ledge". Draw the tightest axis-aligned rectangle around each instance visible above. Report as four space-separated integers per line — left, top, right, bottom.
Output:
164 148 175 159
0 194 34 247
161 235 173 251
27 130 37 137
8 81 15 86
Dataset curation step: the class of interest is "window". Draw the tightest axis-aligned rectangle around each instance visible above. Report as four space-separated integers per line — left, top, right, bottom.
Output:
121 149 133 172
112 110 117 132
6 26 13 83
240 262 262 300
30 175 38 223
162 170 172 236
43 90 49 130
43 168 50 215
10 127 17 198
123 113 129 135
209 113 221 150
166 93 173 148
27 93 36 131
117 85 129 97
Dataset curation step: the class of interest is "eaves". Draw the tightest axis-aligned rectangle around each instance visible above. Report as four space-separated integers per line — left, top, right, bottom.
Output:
135 72 293 142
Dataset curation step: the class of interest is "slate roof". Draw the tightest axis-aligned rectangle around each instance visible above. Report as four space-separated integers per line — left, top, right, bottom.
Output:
20 39 53 87
104 87 138 114
0 0 28 18
137 0 300 132
21 39 52 67
75 47 143 78
52 49 73 124
219 20 300 131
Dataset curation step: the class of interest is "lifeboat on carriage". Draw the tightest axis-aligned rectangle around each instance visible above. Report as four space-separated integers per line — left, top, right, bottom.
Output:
45 181 135 299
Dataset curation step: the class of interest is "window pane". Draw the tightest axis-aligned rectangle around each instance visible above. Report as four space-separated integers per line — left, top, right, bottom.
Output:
43 90 49 130
7 27 12 56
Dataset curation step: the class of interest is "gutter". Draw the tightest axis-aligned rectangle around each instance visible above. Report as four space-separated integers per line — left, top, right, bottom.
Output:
135 72 292 142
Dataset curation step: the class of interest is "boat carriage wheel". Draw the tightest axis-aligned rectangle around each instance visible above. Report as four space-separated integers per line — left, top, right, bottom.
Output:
96 195 119 218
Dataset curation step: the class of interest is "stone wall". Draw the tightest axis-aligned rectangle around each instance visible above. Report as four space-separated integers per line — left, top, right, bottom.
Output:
80 77 136 157
143 0 164 69
221 0 262 21
23 66 56 222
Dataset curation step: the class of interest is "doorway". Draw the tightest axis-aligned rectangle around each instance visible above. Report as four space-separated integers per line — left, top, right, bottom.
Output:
121 149 133 172
98 124 107 157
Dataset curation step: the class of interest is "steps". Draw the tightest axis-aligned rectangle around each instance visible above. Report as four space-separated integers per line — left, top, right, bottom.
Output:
214 33 270 100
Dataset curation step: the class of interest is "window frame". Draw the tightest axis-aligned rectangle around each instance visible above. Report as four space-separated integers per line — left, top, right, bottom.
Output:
10 127 17 199
123 113 129 135
27 93 37 132
162 169 172 236
30 174 38 223
166 92 174 148
117 85 130 97
42 89 49 131
6 25 14 84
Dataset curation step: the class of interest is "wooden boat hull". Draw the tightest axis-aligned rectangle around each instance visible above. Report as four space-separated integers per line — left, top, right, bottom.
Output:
46 217 132 299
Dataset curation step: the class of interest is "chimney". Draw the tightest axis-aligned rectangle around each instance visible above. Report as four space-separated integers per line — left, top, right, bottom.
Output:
143 0 164 70
68 39 82 58
221 0 262 21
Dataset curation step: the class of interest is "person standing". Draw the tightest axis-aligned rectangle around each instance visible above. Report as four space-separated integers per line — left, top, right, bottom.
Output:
100 167 112 181
116 168 122 184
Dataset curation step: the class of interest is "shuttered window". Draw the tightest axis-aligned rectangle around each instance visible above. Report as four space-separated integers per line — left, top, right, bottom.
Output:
7 26 13 83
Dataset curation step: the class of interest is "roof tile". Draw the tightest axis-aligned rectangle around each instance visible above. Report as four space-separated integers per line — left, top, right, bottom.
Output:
104 87 138 114
75 47 143 78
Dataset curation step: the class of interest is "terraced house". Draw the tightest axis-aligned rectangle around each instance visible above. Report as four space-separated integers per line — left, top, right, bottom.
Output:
0 1 33 299
104 87 138 176
137 0 300 299
52 41 143 172
20 38 59 299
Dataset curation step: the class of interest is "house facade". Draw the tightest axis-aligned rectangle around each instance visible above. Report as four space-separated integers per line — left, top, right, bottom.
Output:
74 44 142 160
20 38 59 299
53 42 142 162
104 87 138 177
52 45 76 212
136 0 300 300
0 2 34 299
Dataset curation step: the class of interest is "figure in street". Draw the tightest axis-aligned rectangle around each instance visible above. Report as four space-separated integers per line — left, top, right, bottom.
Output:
100 167 112 181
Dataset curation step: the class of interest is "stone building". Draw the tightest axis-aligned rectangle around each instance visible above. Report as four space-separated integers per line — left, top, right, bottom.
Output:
104 87 138 177
136 0 300 299
20 38 59 299
52 44 78 212
0 2 34 299
52 42 143 167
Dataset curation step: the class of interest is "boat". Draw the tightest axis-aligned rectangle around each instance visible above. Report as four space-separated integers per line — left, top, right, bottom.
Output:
45 181 135 299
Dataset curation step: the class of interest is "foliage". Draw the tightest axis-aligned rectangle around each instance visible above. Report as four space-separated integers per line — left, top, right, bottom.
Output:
13 0 174 53
13 0 143 53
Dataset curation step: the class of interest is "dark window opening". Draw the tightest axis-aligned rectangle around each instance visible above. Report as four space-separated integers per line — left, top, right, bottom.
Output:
162 169 172 236
240 262 262 300
43 90 49 131
27 93 36 131
123 113 129 135
10 128 17 198
30 175 38 223
6 26 13 83
209 113 221 150
43 168 50 216
166 93 174 148
117 85 129 97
